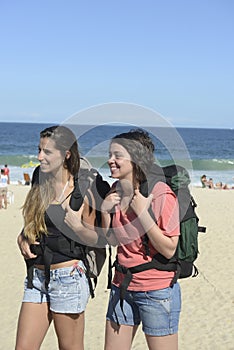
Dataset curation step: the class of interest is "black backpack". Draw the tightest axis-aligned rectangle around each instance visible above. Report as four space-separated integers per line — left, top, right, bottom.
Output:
27 158 110 297
113 163 206 312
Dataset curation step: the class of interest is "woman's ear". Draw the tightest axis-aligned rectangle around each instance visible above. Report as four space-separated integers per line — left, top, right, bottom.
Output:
65 150 71 159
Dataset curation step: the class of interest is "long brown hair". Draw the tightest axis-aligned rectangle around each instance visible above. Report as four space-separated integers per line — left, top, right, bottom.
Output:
23 125 80 242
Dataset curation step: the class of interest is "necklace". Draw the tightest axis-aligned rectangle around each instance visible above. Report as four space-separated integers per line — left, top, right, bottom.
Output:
55 179 70 203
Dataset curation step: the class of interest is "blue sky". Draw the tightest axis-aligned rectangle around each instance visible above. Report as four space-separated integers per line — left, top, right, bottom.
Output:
0 0 233 128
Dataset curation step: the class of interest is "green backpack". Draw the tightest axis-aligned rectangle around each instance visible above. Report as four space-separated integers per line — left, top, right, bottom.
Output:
140 163 206 280
113 164 206 308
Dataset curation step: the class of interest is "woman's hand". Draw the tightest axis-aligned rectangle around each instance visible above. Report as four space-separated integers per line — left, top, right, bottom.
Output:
64 200 99 245
17 232 37 260
130 189 153 217
101 191 121 214
64 203 84 233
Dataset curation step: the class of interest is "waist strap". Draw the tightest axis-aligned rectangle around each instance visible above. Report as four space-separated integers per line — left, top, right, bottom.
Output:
26 242 95 298
26 245 54 290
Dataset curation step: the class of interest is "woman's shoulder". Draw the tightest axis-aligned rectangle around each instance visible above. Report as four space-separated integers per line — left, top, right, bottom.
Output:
151 181 176 198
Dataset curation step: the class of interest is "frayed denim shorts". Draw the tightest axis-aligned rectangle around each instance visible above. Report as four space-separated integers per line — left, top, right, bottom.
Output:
106 283 181 336
22 261 90 314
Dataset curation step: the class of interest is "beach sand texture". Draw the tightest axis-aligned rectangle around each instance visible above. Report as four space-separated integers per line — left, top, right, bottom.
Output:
0 185 233 350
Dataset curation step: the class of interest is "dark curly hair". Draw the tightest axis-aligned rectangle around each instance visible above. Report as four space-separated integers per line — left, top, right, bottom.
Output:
111 128 155 187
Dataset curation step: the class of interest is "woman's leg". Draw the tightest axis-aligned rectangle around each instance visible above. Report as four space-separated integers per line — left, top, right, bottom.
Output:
105 284 140 350
145 333 178 350
15 302 52 350
53 311 85 350
48 263 90 350
138 283 181 350
105 320 138 350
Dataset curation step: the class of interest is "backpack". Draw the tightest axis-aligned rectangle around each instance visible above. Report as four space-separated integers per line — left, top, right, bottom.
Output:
69 163 110 281
140 163 206 281
28 157 110 296
112 163 206 312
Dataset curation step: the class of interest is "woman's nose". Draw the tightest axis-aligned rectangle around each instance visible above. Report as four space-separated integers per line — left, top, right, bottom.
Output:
38 151 43 161
108 156 114 165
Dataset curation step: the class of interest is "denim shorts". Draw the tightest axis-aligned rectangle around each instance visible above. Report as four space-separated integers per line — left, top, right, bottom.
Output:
22 261 90 314
106 283 181 336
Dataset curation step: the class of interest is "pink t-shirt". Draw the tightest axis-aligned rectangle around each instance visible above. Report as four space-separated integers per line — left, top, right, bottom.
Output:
112 181 180 291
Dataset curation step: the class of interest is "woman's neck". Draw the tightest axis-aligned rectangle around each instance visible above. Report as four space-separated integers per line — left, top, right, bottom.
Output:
52 168 70 185
116 180 134 212
117 179 134 197
53 169 73 203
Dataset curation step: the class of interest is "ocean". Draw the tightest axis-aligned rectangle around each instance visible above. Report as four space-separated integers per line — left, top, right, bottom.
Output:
0 122 233 187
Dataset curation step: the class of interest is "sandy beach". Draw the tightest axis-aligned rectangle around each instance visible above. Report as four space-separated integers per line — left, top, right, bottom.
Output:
0 184 234 350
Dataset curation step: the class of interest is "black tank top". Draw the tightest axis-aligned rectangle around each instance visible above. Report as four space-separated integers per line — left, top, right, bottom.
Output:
26 203 85 290
34 204 75 265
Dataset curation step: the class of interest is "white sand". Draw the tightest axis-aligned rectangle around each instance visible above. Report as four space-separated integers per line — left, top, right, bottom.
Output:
0 184 233 349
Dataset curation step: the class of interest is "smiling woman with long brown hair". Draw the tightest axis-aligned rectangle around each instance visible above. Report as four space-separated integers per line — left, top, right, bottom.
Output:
16 125 99 350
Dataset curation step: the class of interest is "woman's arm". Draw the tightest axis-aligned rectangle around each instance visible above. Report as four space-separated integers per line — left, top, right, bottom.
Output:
130 188 179 259
64 194 99 246
100 191 121 246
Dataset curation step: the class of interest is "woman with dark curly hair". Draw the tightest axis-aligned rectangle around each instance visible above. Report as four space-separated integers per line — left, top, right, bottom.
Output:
101 129 181 350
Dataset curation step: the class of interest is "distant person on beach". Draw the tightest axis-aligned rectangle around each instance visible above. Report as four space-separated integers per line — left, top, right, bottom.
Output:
15 125 102 350
201 175 219 189
4 164 10 184
208 178 214 189
200 176 233 190
200 174 208 188
101 129 180 350
0 168 8 209
215 181 234 190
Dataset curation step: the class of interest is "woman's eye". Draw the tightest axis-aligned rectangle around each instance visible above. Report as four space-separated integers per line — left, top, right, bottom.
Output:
109 151 124 159
115 153 123 158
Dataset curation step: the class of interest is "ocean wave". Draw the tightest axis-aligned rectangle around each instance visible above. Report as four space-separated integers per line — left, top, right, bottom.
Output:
0 154 39 167
212 159 234 165
191 159 234 171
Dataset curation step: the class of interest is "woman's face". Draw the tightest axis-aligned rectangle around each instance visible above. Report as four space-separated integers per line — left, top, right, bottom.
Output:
38 137 64 175
108 142 133 182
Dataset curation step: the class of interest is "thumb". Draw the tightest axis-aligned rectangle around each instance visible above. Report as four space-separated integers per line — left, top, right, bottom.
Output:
64 203 70 213
64 203 75 215
148 193 154 204
65 203 84 214
79 203 85 211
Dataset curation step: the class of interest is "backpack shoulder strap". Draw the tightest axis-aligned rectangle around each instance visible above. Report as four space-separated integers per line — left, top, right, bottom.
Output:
69 168 95 211
139 163 165 255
